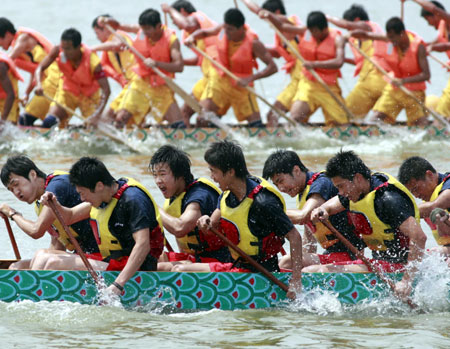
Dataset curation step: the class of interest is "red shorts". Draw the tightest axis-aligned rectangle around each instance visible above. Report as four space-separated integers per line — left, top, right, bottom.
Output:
318 252 353 264
165 251 224 263
83 252 129 271
208 262 252 273
332 259 406 273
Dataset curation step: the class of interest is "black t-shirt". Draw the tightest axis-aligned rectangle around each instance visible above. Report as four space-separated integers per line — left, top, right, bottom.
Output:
219 176 294 238
45 174 98 253
304 172 365 254
103 179 159 268
339 174 415 263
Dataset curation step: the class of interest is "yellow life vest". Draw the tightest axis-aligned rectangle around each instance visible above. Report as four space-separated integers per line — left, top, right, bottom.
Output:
349 172 419 251
297 171 340 249
220 177 286 261
34 171 78 251
163 178 221 254
424 174 450 246
90 177 164 260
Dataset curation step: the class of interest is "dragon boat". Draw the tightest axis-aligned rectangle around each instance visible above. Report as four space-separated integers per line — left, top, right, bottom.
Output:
0 261 409 311
15 123 450 144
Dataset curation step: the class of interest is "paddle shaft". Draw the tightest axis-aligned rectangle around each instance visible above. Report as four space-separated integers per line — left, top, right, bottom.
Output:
42 93 141 153
2 216 21 260
47 200 100 284
191 46 297 126
209 226 289 292
321 219 418 309
428 53 450 71
267 21 356 121
103 23 203 114
347 40 450 129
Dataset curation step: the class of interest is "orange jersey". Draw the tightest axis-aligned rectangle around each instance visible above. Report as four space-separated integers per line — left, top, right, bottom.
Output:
273 14 302 74
299 28 342 85
0 52 23 98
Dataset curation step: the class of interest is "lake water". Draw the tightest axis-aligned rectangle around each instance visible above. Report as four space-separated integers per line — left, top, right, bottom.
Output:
0 0 449 348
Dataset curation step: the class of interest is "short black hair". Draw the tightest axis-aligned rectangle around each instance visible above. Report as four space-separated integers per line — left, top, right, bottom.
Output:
262 150 308 180
150 145 194 183
343 4 369 21
398 156 436 184
307 11 328 31
172 0 196 14
139 8 161 27
69 157 115 191
0 17 16 38
326 150 371 181
61 28 82 48
262 0 287 15
92 14 111 28
1 155 46 187
386 17 405 34
204 140 249 180
421 1 445 18
224 8 245 28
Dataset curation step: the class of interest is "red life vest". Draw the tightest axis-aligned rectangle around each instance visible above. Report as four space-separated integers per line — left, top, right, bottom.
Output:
0 52 23 99
437 19 450 61
56 44 100 97
273 15 302 74
383 31 426 91
299 28 342 85
132 27 176 87
349 21 390 77
11 27 53 73
182 11 219 65
216 25 259 86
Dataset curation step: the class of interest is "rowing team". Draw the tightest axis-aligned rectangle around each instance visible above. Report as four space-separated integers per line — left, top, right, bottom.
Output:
1 0 450 131
0 141 448 299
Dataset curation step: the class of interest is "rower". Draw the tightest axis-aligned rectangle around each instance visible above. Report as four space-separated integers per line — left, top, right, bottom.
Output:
90 15 139 126
311 150 427 298
0 155 98 270
415 0 450 119
327 5 388 120
398 156 450 259
262 149 365 271
34 28 111 128
350 17 430 126
242 0 305 127
99 8 186 129
185 8 277 127
179 141 302 298
0 51 22 127
161 1 220 126
40 157 164 296
150 145 232 271
262 10 348 126
0 18 59 126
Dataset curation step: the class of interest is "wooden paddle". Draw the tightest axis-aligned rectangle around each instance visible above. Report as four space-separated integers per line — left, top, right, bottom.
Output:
42 93 141 154
259 14 356 121
321 219 418 309
47 198 100 284
2 215 21 260
190 46 298 127
209 226 289 293
428 53 450 71
347 40 450 130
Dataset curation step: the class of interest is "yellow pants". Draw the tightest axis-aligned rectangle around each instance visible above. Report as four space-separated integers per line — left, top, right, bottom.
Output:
436 77 450 118
293 78 348 125
345 69 387 119
201 73 259 122
26 63 60 120
372 84 426 125
118 77 174 125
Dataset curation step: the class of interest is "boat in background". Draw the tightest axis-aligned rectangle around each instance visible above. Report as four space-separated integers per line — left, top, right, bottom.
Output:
16 123 450 144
